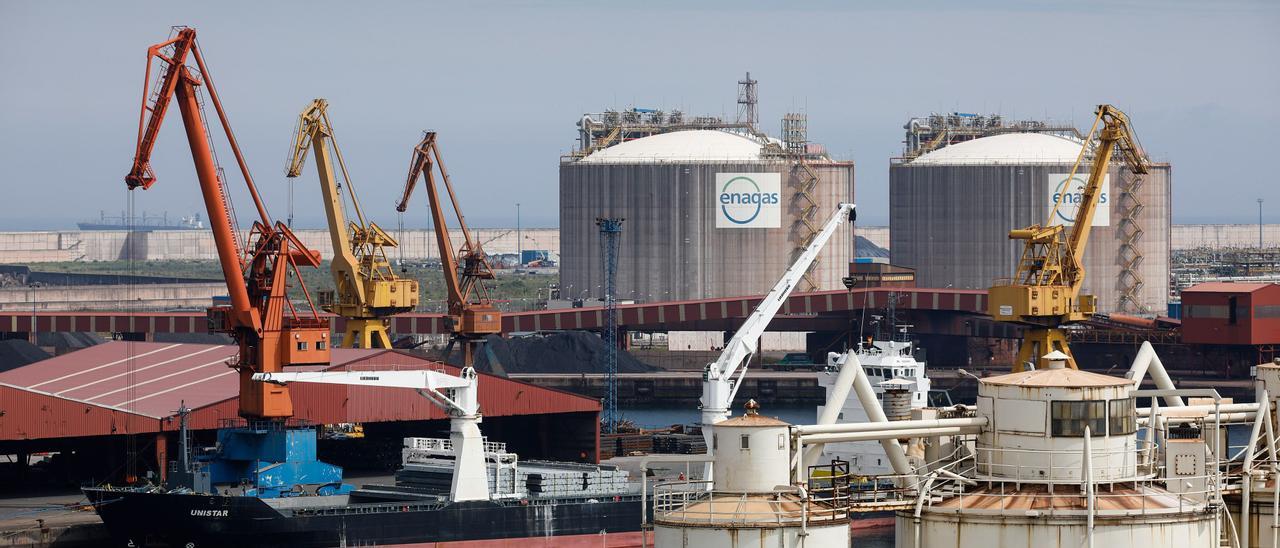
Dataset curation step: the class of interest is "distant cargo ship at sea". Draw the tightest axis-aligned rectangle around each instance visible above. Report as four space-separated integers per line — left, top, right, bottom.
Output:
77 211 204 231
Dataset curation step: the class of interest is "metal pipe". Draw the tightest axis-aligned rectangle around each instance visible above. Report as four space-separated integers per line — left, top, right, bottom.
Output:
800 351 863 472
1244 394 1266 548
1140 412 1257 426
801 426 978 445
1137 403 1259 416
844 350 912 475
795 416 988 436
1084 425 1094 548
1264 396 1278 465
1124 341 1184 407
1269 399 1279 548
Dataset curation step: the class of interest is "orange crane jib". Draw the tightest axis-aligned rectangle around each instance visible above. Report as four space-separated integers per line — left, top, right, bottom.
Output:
396 132 500 365
125 27 330 419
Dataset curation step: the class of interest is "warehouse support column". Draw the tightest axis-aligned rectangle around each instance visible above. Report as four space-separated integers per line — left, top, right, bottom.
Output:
155 434 168 483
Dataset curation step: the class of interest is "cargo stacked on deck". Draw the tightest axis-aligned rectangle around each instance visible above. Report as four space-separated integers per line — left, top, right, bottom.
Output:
394 437 635 499
652 433 708 454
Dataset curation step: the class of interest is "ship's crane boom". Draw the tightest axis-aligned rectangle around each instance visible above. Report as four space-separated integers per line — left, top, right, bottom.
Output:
125 27 331 419
286 99 419 348
700 203 856 463
989 104 1150 370
254 367 488 501
396 132 500 365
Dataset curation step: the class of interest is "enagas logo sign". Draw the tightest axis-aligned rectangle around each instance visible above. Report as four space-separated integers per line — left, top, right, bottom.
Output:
715 173 781 228
1047 173 1110 227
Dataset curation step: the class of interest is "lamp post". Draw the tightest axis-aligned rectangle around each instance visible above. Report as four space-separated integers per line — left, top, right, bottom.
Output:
1259 198 1265 249
516 203 522 267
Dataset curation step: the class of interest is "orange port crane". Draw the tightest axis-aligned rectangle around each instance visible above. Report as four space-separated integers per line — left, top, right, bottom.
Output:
126 27 331 419
988 104 1150 371
396 132 500 365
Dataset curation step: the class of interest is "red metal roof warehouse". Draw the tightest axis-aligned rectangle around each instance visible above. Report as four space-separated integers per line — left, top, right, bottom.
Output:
0 341 600 441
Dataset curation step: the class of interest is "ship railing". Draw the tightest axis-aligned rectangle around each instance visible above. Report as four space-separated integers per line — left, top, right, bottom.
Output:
973 438 1158 483
216 417 314 431
651 480 850 526
837 468 1221 518
405 436 508 454
929 471 1221 517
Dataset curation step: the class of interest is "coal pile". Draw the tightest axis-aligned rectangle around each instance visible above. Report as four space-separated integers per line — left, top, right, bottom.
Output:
0 339 51 372
856 235 889 258
468 331 661 375
35 332 104 354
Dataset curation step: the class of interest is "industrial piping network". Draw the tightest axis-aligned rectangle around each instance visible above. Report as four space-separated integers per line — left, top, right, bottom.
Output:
254 368 489 502
698 202 855 479
792 340 1206 480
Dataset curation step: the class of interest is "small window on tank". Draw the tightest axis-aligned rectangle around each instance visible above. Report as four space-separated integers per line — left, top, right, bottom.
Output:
740 435 750 450
1109 398 1137 435
1051 400 1107 437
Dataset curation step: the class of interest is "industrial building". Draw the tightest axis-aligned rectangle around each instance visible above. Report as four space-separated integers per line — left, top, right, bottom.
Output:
560 77 854 302
890 129 1172 314
0 342 602 484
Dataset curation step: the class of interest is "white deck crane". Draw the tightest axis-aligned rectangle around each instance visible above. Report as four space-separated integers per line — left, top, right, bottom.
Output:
700 203 856 471
254 367 489 502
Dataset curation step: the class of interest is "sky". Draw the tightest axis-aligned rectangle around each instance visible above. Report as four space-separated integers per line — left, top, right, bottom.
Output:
0 0 1277 230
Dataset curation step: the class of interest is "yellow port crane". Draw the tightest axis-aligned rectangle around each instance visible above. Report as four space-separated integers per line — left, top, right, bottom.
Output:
988 104 1150 371
286 98 419 348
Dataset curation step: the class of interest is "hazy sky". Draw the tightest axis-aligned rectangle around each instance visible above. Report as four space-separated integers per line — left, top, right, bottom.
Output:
1 0 1276 230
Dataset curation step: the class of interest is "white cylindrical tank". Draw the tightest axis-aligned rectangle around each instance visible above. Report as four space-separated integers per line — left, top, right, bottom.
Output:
711 404 791 492
974 359 1138 483
898 357 1218 548
654 401 850 548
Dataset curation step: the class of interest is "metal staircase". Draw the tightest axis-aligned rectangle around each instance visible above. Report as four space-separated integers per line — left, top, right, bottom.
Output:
1116 170 1147 313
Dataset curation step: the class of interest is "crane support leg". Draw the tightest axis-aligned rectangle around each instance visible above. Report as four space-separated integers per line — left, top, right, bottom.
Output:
1015 328 1076 372
342 319 392 349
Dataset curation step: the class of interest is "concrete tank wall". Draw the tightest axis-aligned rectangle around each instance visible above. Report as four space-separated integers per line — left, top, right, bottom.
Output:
1173 224 1280 249
890 162 1171 314
655 522 848 548
0 282 225 311
896 508 1217 548
559 161 854 302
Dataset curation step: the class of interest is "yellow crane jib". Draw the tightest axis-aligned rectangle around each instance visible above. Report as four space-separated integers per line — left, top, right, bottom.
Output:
286 98 419 349
988 104 1150 371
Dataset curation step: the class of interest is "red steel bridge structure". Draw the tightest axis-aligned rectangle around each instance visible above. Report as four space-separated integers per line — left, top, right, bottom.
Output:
0 287 1010 340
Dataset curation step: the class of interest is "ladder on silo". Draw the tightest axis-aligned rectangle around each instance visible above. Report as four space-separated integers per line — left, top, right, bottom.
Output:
784 113 822 292
1117 170 1147 314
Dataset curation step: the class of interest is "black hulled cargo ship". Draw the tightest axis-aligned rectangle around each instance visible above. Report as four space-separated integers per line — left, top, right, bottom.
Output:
83 429 645 548
82 486 643 547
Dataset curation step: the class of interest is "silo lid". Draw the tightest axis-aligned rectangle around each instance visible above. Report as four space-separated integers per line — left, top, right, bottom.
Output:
717 414 790 427
578 129 765 163
909 132 1085 165
980 368 1130 388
